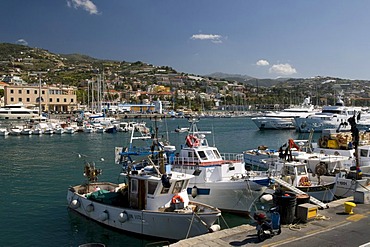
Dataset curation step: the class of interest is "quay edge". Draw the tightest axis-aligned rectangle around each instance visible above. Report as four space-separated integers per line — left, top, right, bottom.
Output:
171 197 370 247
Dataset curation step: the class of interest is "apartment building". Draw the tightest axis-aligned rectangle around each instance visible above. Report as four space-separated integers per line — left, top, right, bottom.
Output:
4 84 78 113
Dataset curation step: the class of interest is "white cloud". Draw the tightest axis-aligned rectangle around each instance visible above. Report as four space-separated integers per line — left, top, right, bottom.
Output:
191 34 223 44
16 39 28 46
67 0 99 15
269 63 297 76
256 59 269 66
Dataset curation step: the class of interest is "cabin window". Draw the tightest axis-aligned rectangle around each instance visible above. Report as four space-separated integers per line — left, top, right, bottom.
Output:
187 151 197 162
198 151 207 160
131 179 138 193
213 150 221 159
286 166 295 175
360 149 369 158
147 181 158 195
160 186 170 194
297 166 307 175
206 150 216 159
172 180 184 194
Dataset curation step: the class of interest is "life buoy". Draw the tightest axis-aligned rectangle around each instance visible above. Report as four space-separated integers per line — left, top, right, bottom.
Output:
299 176 311 186
171 194 184 204
186 135 200 147
288 139 300 150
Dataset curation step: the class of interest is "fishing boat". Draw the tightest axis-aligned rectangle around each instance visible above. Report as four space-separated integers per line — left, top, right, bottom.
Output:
278 161 337 202
171 119 271 214
68 127 222 240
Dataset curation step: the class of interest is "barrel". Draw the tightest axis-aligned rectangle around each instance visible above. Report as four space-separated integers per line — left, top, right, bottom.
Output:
274 192 297 225
295 194 310 216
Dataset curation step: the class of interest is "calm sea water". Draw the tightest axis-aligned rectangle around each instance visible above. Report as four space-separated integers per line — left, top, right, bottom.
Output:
0 117 307 247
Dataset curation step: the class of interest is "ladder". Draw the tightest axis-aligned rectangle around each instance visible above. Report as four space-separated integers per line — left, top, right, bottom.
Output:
273 177 328 209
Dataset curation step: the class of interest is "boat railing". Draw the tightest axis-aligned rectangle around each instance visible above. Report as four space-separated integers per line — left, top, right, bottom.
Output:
221 153 244 162
173 153 244 165
173 156 200 165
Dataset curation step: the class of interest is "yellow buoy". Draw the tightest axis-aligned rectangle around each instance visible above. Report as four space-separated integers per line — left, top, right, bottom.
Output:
344 202 356 214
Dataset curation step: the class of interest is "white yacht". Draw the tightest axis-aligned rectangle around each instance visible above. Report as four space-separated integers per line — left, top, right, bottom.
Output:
0 103 39 120
294 96 370 133
251 97 318 130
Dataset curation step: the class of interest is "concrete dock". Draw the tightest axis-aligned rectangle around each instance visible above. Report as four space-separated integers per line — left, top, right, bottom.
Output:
171 197 370 247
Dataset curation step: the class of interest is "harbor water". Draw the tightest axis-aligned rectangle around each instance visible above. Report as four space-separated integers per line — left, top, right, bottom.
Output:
0 117 309 247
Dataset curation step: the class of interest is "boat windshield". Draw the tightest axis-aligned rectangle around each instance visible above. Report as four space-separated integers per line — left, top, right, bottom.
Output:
173 180 184 194
297 165 307 175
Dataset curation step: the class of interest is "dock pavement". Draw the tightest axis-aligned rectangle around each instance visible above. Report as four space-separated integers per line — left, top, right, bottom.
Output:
171 197 370 247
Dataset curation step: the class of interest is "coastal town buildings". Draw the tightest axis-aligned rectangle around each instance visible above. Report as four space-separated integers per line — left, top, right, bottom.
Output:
3 84 77 113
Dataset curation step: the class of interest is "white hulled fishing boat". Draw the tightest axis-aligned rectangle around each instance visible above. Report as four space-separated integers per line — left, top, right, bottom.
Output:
171 119 271 214
68 122 222 240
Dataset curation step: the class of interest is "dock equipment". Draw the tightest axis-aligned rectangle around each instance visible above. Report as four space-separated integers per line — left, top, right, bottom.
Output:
273 177 328 209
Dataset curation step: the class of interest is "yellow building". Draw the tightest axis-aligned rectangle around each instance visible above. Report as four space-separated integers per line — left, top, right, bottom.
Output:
4 84 78 113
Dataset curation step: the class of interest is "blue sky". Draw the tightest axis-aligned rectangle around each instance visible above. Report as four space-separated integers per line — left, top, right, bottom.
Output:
2 1 370 80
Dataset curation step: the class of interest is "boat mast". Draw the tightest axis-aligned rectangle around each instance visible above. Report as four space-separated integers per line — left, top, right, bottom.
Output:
39 75 42 116
34 71 46 116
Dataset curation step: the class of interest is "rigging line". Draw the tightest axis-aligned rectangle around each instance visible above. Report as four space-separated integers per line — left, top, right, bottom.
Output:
211 123 216 147
185 213 196 239
219 213 230 229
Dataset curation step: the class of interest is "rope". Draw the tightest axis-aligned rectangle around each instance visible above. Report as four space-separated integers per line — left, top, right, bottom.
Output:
315 213 331 221
219 213 230 229
185 213 195 239
358 181 370 191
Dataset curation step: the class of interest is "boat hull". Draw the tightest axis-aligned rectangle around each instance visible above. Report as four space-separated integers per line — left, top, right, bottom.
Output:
251 117 295 130
295 181 337 202
186 179 268 214
67 183 220 240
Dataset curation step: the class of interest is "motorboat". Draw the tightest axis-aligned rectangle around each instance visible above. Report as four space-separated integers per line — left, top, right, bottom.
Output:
0 128 9 136
64 126 76 134
170 119 271 214
9 126 22 135
83 123 95 133
20 127 32 135
55 127 64 134
69 130 222 240
251 97 318 130
175 127 189 133
278 161 337 202
104 125 117 133
0 103 39 120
